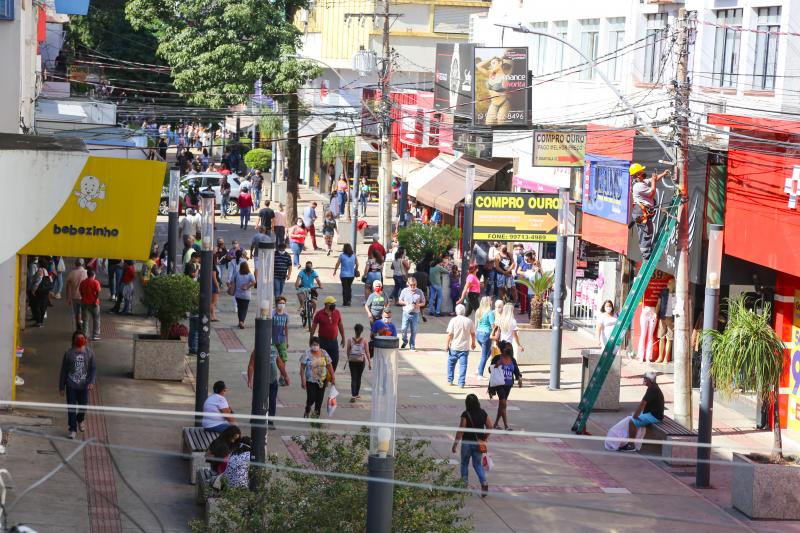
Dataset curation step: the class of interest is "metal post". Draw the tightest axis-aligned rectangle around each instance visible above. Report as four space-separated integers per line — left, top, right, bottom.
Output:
367 455 395 533
378 0 393 246
397 182 408 227
195 191 216 426
696 224 724 488
352 160 360 255
549 188 570 390
167 170 180 274
460 164 475 288
252 238 275 465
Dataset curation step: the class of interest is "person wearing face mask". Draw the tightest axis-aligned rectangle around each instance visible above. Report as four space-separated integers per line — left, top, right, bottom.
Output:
596 300 619 349
272 296 290 364
364 280 387 323
59 331 97 439
310 296 345 370
300 337 336 418
295 261 322 316
288 218 307 267
370 307 397 359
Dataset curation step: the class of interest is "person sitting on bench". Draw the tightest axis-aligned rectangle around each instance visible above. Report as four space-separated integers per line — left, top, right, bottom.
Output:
206 425 241 474
630 164 670 261
202 380 237 432
620 372 664 451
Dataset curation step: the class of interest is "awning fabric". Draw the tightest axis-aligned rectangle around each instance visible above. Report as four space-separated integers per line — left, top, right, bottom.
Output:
406 154 456 195
415 156 508 216
298 117 336 146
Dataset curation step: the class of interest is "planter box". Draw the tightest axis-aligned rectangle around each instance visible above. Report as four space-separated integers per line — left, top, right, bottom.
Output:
580 349 620 411
732 452 800 519
516 326 552 365
133 335 186 381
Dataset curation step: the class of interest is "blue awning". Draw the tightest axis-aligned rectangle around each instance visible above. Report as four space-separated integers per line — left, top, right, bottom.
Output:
54 0 90 15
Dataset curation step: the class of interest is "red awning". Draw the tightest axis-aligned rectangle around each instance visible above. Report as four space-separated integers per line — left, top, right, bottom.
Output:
580 213 628 256
586 123 636 160
708 113 800 135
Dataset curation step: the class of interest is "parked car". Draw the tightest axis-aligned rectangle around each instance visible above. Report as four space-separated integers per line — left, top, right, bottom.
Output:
159 172 242 216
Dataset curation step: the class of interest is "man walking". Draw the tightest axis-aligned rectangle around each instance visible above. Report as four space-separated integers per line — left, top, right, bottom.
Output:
79 269 102 341
303 201 320 251
310 296 345 370
220 173 231 219
179 208 201 241
65 259 87 330
273 202 287 247
251 169 264 208
446 304 476 388
59 331 96 439
428 257 447 317
273 242 293 297
398 277 425 351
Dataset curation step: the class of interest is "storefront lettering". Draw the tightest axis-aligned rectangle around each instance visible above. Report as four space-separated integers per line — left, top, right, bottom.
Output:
52 224 120 237
474 195 561 210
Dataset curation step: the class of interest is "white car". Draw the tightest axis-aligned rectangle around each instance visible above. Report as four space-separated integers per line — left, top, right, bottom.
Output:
159 172 243 216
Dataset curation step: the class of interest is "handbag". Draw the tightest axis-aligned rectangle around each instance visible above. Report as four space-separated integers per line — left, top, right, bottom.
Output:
227 272 237 296
489 364 506 388
465 412 488 454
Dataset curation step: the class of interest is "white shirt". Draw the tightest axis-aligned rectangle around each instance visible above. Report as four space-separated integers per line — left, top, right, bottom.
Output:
598 312 618 346
500 318 518 343
201 393 229 428
180 213 201 237
447 315 475 352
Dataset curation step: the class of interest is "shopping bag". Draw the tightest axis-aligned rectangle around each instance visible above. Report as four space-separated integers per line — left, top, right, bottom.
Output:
604 416 646 451
489 365 506 388
327 384 339 417
481 453 494 471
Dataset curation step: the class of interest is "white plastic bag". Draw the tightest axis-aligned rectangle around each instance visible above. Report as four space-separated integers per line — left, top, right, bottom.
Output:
481 453 494 471
604 416 646 451
327 384 339 417
489 365 506 388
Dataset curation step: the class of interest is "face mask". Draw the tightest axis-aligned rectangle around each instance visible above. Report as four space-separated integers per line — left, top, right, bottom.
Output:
305 267 312 273
311 345 320 353
75 336 87 348
375 287 382 293
277 303 285 311
327 304 336 311
383 316 391 323
605 307 613 313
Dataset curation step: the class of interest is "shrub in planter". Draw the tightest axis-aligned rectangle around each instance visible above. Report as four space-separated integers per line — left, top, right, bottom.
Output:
397 223 460 265
243 148 272 171
142 274 199 339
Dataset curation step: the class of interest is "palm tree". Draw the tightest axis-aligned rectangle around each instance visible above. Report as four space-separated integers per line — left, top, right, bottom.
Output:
706 296 785 462
517 272 554 329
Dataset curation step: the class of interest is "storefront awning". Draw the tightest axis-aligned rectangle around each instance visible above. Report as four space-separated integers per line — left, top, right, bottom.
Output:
298 117 336 147
415 156 509 216
708 113 800 135
406 154 458 197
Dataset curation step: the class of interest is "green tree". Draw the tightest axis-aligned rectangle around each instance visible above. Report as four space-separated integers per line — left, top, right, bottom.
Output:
244 148 272 171
191 429 470 533
397 223 460 265
706 297 786 461
125 0 320 221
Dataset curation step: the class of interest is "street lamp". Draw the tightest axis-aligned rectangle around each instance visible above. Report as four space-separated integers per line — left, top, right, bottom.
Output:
697 224 724 488
549 188 571 390
251 237 275 465
460 164 476 288
195 190 215 426
167 170 180 274
366 336 399 533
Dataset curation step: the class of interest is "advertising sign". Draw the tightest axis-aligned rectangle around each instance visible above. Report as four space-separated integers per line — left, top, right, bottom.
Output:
21 157 167 260
453 128 492 159
361 88 381 139
472 192 560 242
582 159 630 224
473 47 529 127
788 290 800 433
434 43 475 119
532 130 586 167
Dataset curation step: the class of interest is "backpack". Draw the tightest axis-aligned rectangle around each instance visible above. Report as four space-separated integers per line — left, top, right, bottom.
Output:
36 272 53 296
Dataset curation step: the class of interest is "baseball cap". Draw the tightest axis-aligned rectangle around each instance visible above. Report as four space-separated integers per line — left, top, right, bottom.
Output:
324 296 336 304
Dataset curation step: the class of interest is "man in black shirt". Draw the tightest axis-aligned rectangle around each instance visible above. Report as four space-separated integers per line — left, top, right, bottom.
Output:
273 242 293 297
258 200 275 231
621 372 664 451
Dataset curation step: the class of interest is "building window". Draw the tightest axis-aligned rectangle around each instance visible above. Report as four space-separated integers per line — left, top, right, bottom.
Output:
753 7 780 90
607 17 625 82
579 18 600 80
553 20 568 71
531 22 548 76
0 0 12 20
642 13 667 83
712 8 743 88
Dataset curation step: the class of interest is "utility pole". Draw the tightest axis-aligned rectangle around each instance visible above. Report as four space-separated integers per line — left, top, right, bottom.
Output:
379 0 393 246
672 8 692 430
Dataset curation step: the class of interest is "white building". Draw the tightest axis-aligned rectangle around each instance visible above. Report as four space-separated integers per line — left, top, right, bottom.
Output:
0 0 41 133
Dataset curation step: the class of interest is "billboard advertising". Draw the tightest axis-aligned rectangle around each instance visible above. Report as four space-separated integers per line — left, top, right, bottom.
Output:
472 192 560 242
582 158 630 224
434 43 475 119
473 47 529 127
532 130 586 167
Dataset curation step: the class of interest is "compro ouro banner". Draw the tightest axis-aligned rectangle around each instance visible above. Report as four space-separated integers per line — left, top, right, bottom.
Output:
473 47 529 127
21 156 167 260
532 130 586 167
472 192 560 242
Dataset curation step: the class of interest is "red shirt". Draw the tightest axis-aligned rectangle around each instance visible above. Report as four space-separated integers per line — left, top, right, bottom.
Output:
312 309 342 341
121 265 136 284
238 193 254 209
368 242 386 260
79 277 101 305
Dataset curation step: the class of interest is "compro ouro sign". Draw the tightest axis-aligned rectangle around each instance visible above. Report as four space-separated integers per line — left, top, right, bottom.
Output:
532 130 586 167
472 192 560 242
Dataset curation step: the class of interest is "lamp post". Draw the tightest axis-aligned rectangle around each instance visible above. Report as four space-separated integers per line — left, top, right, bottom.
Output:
366 336 399 533
195 190 215 426
460 164 475 288
696 224 724 488
549 188 570 390
167 170 180 274
251 238 275 466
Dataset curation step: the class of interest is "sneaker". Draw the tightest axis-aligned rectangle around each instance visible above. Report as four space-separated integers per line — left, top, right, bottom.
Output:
481 483 489 498
401 340 408 349
619 443 636 452
268 421 276 430
68 431 76 440
54 293 62 299
110 295 116 302
410 347 416 352
449 382 456 386
92 335 100 341
79 422 86 432
476 374 488 380
349 397 357 403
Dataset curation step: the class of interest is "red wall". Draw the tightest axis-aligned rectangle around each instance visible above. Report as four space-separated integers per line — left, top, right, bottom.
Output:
391 91 439 163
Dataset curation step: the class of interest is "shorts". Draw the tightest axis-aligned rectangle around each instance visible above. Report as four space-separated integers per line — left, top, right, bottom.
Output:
658 316 674 341
496 384 512 401
274 341 288 362
631 412 661 428
496 273 514 289
297 288 319 299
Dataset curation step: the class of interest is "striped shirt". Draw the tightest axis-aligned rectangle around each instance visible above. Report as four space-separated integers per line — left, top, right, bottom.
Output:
274 251 292 280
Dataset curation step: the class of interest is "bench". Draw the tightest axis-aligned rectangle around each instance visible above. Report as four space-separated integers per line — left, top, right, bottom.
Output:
195 467 223 526
182 427 220 484
641 416 697 467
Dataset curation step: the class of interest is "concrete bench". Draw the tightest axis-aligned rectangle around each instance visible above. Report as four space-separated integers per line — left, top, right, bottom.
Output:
641 416 697 466
196 467 224 526
182 427 220 484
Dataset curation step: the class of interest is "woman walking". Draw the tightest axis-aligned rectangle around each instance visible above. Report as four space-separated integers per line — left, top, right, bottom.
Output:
390 247 410 306
336 175 349 217
489 345 522 431
288 218 307 267
237 186 254 229
493 302 524 356
451 394 493 496
364 249 384 299
346 324 371 402
596 299 619 349
456 265 482 317
300 337 336 418
475 297 501 379
58 331 97 439
233 262 255 329
322 211 337 256
358 177 370 216
210 255 221 321
333 243 358 306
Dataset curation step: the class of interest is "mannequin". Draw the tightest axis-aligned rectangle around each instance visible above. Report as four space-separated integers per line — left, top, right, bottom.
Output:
655 279 676 363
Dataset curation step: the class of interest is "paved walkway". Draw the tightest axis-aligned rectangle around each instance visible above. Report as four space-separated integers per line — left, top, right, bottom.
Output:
4 185 800 532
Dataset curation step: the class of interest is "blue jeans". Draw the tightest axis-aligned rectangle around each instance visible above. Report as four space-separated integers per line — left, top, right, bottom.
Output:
337 191 347 215
448 349 469 387
206 423 231 433
269 381 279 418
429 284 442 315
359 195 367 216
391 275 406 301
240 207 251 228
221 194 230 217
476 330 492 377
254 188 262 208
65 386 89 432
460 442 487 485
401 312 419 348
274 278 286 297
290 241 302 266
53 271 64 296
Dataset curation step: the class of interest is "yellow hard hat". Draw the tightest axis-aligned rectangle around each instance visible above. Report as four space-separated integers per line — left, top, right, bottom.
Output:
324 296 336 304
629 163 646 176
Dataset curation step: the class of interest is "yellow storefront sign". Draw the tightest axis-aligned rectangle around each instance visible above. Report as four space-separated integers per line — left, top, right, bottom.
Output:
788 290 800 433
472 192 561 243
21 157 166 260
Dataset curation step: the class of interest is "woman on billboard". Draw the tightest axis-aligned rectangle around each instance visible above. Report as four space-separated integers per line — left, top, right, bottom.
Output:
476 55 513 125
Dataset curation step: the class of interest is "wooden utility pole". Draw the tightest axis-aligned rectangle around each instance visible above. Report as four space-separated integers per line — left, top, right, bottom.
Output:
378 0 393 246
672 7 692 429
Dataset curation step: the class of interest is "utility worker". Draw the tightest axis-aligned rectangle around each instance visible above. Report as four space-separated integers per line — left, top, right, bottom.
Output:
630 163 669 261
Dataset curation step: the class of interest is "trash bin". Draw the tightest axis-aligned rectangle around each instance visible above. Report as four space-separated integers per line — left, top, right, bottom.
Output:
188 315 199 355
580 349 621 411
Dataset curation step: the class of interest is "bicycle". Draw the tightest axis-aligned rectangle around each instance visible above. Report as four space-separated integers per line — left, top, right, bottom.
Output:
298 287 319 332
